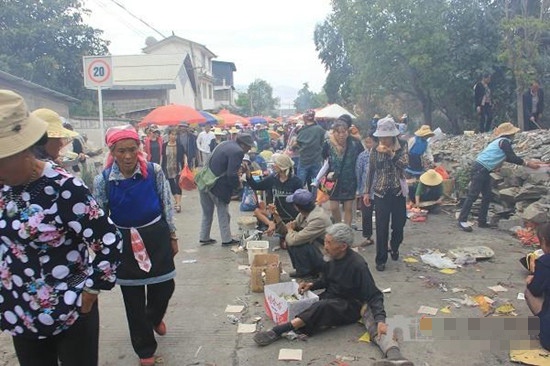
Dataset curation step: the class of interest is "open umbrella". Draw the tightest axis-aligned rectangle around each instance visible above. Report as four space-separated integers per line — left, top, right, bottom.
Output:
315 104 356 119
248 116 268 125
139 104 206 126
198 111 222 126
216 109 249 126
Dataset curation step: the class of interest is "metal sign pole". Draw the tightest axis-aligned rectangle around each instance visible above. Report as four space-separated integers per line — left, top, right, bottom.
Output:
98 86 105 147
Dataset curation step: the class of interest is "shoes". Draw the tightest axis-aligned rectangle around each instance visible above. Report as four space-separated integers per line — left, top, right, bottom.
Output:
253 329 281 346
200 239 217 246
478 221 496 228
376 264 385 272
221 239 240 246
174 205 181 213
371 359 414 366
153 320 166 336
139 356 164 366
457 221 473 232
390 250 399 261
360 238 374 247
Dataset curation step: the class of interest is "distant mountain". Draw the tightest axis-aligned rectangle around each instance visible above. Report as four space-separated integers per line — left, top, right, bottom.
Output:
235 84 298 107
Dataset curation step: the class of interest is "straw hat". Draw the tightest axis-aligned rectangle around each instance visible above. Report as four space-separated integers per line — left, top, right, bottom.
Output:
0 90 48 159
228 127 239 134
494 122 520 138
420 169 443 186
415 125 435 138
373 116 399 137
31 108 78 139
213 127 226 136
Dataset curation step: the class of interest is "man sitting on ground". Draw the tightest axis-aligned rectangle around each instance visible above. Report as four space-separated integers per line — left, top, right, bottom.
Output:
254 223 413 366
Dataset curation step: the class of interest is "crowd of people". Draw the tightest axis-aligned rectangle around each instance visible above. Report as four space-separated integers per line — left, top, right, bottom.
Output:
0 89 548 366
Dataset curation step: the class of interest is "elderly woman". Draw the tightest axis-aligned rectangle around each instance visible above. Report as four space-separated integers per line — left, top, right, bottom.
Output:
364 117 408 272
161 127 186 213
322 119 364 225
93 125 178 366
245 153 303 246
0 90 122 365
30 108 79 164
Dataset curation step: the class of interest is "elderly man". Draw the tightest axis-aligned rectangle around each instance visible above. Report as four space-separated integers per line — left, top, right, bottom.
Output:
254 223 413 366
282 189 332 278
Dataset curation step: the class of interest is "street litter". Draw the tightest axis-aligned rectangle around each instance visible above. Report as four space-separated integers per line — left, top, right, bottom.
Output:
278 348 302 361
517 293 525 300
403 257 419 263
226 315 240 324
440 306 452 314
451 288 466 293
417 306 438 315
421 276 447 292
230 246 244 253
236 323 256 333
181 259 197 264
253 316 262 323
439 268 457 275
225 305 245 313
474 295 492 315
488 285 508 292
182 249 198 253
447 246 494 260
382 288 391 293
358 332 371 343
237 265 250 271
495 303 516 315
336 355 360 361
420 252 458 269
509 347 550 365
443 294 478 307
283 330 298 340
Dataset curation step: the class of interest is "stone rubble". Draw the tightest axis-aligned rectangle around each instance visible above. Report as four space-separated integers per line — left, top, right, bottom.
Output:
431 130 550 228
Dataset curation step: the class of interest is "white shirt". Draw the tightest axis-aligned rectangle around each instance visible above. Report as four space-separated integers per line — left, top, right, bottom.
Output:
197 131 215 153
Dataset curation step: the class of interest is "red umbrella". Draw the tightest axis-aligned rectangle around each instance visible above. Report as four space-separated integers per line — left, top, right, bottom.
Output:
139 104 207 126
216 109 249 126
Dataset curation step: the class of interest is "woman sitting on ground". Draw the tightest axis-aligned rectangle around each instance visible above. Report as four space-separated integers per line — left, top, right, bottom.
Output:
408 169 443 211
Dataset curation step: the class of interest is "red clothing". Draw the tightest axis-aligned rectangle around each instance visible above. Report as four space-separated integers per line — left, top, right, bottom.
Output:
144 136 163 163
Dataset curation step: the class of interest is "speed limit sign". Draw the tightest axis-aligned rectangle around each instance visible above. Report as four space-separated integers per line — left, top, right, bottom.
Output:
83 56 113 89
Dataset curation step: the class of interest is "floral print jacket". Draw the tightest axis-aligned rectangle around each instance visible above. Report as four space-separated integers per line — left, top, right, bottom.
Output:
0 163 122 339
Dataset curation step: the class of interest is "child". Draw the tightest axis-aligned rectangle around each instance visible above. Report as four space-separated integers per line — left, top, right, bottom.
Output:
356 135 376 246
525 222 550 351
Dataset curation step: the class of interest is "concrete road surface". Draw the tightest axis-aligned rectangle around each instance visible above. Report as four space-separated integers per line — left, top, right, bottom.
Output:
0 189 538 365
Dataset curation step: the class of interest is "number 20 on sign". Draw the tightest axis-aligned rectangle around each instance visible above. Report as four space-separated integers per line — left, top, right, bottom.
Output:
83 56 113 89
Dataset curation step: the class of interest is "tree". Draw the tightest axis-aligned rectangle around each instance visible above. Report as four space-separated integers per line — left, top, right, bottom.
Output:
293 82 325 112
0 0 109 104
247 79 278 116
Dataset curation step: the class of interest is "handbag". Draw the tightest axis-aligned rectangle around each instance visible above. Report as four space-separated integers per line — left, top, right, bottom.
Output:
239 185 258 211
319 142 349 196
194 144 226 192
178 165 196 191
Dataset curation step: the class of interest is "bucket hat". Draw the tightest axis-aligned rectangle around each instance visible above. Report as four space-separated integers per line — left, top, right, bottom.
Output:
494 122 520 138
286 189 314 205
419 169 443 186
31 108 78 139
236 133 255 148
271 153 294 171
373 116 399 137
415 125 435 138
0 90 48 159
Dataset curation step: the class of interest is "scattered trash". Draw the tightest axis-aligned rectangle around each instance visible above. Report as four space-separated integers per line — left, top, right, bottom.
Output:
403 257 419 263
442 294 478 307
495 303 516 315
336 355 360 361
473 295 492 315
284 330 298 340
417 306 438 315
278 348 302 361
439 268 457 275
226 315 240 324
509 347 550 365
440 306 452 314
182 259 197 264
382 288 391 293
182 249 198 253
447 246 495 260
453 254 477 266
488 285 508 293
517 293 525 300
358 332 371 343
451 288 466 293
237 265 250 271
252 316 262 323
420 252 458 269
231 246 244 253
421 276 447 292
236 323 256 333
194 345 202 358
225 305 245 313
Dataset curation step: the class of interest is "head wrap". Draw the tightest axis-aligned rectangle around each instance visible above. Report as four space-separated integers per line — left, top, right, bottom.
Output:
271 153 294 176
104 125 148 178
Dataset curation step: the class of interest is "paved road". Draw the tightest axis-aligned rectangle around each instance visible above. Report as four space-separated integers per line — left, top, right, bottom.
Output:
0 189 536 365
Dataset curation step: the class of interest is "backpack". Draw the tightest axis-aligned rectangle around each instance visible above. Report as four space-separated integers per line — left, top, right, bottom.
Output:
194 143 226 192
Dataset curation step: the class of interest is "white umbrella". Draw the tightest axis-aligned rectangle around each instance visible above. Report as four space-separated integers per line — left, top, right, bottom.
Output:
315 104 356 119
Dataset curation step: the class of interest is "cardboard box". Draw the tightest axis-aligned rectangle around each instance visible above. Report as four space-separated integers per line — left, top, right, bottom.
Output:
442 178 455 197
264 282 319 324
250 254 281 293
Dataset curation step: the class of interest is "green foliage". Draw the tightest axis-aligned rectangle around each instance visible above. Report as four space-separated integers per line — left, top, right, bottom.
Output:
293 83 326 112
247 79 278 116
0 0 109 102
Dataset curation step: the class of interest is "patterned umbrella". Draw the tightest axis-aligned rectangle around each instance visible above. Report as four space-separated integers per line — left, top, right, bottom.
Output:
198 111 222 125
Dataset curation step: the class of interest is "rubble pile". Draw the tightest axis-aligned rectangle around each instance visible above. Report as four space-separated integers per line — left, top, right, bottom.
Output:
431 130 550 228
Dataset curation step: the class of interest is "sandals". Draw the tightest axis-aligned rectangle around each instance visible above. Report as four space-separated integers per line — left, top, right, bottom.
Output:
360 238 374 247
175 205 181 213
139 356 164 366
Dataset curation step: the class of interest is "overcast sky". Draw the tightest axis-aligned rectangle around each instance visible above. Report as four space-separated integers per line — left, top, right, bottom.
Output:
83 0 332 97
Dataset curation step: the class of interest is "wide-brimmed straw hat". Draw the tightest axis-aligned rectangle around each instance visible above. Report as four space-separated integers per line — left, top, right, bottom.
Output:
0 90 48 159
213 127 226 136
228 127 239 134
373 116 399 137
420 169 443 186
31 108 78 139
415 125 435 138
494 122 520 138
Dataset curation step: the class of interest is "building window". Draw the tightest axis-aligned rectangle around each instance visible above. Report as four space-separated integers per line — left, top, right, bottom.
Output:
208 84 213 99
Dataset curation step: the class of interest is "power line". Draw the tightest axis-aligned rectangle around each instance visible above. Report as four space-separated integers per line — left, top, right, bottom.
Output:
92 0 149 39
107 0 167 39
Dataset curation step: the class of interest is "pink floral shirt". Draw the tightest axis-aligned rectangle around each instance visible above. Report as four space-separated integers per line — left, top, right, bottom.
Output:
0 163 122 339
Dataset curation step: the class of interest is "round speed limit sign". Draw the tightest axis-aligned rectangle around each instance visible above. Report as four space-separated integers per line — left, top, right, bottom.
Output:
83 56 113 88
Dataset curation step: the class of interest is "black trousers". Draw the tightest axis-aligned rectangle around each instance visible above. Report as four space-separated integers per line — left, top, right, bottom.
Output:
374 194 407 265
12 302 99 366
479 105 493 133
458 163 492 224
120 279 175 359
287 242 324 276
360 198 374 238
298 296 362 335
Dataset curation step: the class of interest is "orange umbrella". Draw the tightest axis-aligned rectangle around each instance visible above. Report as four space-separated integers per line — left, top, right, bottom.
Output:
139 104 206 126
216 109 249 126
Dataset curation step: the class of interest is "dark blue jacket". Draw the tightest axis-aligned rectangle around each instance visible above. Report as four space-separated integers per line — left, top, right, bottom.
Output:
209 141 245 203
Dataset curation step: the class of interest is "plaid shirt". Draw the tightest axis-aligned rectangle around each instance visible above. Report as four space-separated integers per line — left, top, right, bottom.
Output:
366 141 408 196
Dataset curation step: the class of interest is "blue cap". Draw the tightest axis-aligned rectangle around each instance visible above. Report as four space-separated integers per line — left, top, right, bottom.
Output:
286 189 314 205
